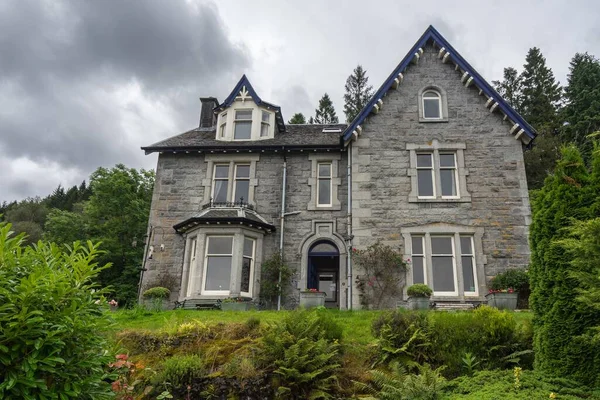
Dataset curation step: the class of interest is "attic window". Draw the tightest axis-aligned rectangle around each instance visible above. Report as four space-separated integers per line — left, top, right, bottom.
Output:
322 128 342 133
234 110 252 140
261 111 270 137
422 90 442 119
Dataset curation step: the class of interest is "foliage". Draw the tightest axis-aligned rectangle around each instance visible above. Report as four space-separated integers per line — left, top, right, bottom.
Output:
2 197 49 244
358 363 447 400
489 269 529 291
443 369 598 399
529 145 600 386
343 64 374 122
353 242 407 309
109 353 172 400
0 221 114 399
259 253 293 308
288 112 306 124
372 307 533 377
562 52 600 161
44 208 88 245
142 286 171 299
492 67 523 111
314 93 339 124
407 284 433 298
260 310 342 398
461 353 480 376
152 354 207 389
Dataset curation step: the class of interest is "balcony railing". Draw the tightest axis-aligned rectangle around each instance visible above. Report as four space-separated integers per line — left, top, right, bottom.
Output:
202 198 254 210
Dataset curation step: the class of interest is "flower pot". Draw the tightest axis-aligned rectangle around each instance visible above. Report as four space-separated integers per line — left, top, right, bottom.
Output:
221 302 251 311
407 296 430 311
109 305 118 312
486 292 518 310
143 298 169 311
299 291 326 308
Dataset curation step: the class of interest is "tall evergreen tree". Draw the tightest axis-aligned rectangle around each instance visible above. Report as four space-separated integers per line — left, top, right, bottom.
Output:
492 67 523 111
308 116 315 124
343 65 374 122
561 53 600 160
288 113 306 124
314 93 339 124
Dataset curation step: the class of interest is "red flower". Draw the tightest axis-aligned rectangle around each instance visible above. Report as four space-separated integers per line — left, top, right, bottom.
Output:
116 354 128 360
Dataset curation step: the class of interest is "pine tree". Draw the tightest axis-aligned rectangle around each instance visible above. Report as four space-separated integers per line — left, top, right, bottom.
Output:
308 116 315 124
343 65 374 123
492 67 523 111
288 113 306 124
561 53 600 160
314 93 339 124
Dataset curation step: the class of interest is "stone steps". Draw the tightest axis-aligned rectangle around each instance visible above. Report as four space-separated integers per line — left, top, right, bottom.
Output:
433 302 475 311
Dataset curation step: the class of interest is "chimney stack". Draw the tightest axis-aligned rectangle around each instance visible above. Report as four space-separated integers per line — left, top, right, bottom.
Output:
199 97 219 128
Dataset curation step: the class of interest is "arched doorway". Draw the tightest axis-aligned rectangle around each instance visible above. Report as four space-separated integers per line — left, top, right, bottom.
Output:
308 240 340 308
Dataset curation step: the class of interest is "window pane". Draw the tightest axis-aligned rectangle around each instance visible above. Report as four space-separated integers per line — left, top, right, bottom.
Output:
243 238 254 257
262 111 270 122
207 237 233 254
439 154 455 168
431 237 453 255
412 236 423 254
241 257 251 293
205 256 231 291
214 165 229 178
235 165 250 178
213 180 228 202
462 256 476 292
423 99 441 118
432 256 455 292
235 110 252 120
260 123 269 137
219 123 226 137
423 91 439 98
234 121 252 139
318 179 331 205
310 242 338 254
416 154 432 168
417 170 434 196
234 180 249 202
318 163 331 177
460 236 473 254
413 256 425 284
440 170 457 196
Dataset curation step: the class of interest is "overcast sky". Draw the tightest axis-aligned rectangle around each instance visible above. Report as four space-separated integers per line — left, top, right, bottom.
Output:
1 0 599 203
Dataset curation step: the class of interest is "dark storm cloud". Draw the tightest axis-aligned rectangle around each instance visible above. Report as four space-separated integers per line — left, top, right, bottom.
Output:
0 0 249 201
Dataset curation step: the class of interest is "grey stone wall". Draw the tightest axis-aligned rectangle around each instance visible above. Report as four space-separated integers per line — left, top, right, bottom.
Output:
350 43 531 306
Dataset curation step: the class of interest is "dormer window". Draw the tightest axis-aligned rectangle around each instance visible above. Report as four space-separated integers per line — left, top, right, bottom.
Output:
234 110 252 140
261 111 270 137
219 113 227 138
422 90 442 119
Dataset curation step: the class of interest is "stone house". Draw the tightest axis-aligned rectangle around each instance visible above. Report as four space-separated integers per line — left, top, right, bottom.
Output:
139 26 535 309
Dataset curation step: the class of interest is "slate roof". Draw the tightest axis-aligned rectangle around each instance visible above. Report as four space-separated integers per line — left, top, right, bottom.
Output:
173 206 276 233
142 124 347 154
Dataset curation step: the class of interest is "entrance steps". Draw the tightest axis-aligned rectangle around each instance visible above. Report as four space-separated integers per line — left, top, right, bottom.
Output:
432 302 475 311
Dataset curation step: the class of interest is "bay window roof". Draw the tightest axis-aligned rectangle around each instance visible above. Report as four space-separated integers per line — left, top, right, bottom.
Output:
173 206 276 234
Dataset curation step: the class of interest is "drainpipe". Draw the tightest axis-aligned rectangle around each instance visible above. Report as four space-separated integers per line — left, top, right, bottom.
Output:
346 143 353 310
137 224 153 302
277 152 287 311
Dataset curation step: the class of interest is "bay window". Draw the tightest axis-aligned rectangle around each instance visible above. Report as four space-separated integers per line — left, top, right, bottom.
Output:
234 110 252 140
203 236 233 294
261 111 270 137
241 238 255 297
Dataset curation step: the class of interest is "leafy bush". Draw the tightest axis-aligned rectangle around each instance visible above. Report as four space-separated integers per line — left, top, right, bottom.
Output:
359 363 447 400
259 253 293 308
260 310 342 398
407 284 433 298
152 354 207 389
489 269 529 291
372 307 533 376
142 286 171 299
0 222 114 398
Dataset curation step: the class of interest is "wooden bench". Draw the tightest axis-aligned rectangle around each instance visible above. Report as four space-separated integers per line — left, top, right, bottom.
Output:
175 299 222 310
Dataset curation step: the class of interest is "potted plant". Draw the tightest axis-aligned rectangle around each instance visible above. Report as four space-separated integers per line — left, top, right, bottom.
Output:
406 284 432 310
221 297 252 311
142 286 171 311
299 288 326 308
108 299 119 312
486 269 527 310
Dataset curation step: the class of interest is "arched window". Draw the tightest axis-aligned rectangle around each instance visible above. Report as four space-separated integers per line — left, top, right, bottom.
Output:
309 241 339 255
422 90 442 119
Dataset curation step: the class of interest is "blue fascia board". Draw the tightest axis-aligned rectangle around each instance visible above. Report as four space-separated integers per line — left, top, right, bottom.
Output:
217 75 286 132
343 25 537 143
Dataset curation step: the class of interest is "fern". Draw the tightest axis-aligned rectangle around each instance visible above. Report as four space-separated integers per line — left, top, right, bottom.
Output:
357 363 446 400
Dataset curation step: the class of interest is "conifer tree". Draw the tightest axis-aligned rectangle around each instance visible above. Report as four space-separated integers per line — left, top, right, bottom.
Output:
492 67 523 111
314 93 339 124
288 113 306 124
343 65 374 122
308 116 315 124
561 53 600 160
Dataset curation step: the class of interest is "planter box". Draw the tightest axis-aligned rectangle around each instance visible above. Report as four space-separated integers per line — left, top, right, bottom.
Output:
109 305 118 312
486 292 518 310
299 291 326 308
143 298 170 311
221 302 251 311
407 296 430 311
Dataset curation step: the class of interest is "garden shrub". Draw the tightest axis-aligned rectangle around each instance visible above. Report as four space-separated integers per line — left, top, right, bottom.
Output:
407 283 433 297
372 307 533 377
142 286 171 299
489 268 530 308
152 354 207 389
0 222 114 398
259 253 293 308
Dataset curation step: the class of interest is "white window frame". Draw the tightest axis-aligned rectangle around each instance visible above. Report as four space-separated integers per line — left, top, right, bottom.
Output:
411 235 427 285
416 153 436 199
422 90 442 120
240 237 255 297
460 235 478 296
316 162 333 207
430 235 459 296
219 112 227 138
439 153 459 199
201 235 234 295
232 164 251 204
260 111 270 138
211 164 230 203
233 109 253 140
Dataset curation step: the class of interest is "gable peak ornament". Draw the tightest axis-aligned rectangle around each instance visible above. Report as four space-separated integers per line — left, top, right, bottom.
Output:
239 86 250 103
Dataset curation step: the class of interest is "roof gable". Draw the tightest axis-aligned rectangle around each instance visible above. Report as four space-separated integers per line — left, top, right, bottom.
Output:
216 75 286 133
343 25 537 145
